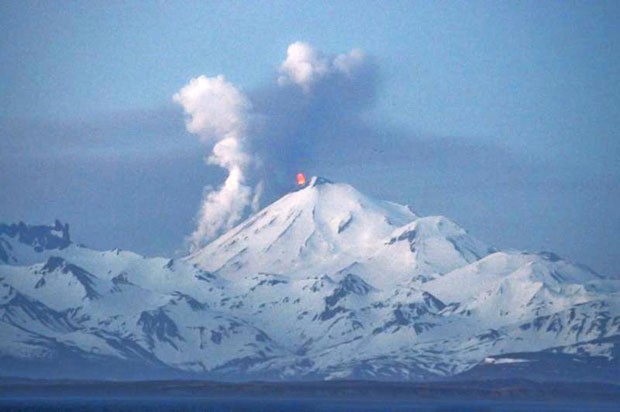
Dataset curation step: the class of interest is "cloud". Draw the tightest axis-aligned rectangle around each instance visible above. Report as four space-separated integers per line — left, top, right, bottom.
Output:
277 41 368 93
173 75 258 249
277 42 330 92
173 75 251 141
333 48 366 76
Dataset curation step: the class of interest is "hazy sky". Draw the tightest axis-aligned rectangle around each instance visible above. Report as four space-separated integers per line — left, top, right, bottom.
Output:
1 1 618 275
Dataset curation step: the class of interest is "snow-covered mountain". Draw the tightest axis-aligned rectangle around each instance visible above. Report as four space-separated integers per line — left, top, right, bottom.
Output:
0 177 618 381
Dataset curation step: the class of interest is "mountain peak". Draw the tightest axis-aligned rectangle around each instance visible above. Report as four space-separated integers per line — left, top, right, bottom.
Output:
307 176 333 187
0 220 72 264
190 177 417 278
0 220 71 250
190 176 494 287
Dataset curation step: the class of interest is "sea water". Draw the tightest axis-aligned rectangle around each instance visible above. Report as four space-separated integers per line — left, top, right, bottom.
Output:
0 397 617 412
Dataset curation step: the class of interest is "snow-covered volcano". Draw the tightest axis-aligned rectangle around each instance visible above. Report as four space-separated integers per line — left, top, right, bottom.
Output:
190 176 492 286
0 178 618 381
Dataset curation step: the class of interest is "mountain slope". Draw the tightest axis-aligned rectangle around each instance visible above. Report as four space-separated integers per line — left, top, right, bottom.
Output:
0 177 618 381
190 177 491 287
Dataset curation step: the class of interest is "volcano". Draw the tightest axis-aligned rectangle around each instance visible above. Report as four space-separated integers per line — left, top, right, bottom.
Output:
0 177 618 381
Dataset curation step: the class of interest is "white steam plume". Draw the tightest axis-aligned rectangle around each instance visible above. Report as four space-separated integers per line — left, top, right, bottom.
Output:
173 75 258 249
278 41 366 92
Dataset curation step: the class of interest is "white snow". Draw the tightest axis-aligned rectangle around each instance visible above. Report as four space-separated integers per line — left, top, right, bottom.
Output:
0 176 618 380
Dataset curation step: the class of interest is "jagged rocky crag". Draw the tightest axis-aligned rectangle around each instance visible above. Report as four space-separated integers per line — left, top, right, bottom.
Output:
0 177 618 381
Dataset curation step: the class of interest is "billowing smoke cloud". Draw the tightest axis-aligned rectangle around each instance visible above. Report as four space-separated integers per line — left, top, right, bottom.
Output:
252 42 378 202
175 42 377 249
173 75 259 249
278 41 367 92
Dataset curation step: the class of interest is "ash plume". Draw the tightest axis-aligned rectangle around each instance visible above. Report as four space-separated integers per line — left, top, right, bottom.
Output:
175 42 377 249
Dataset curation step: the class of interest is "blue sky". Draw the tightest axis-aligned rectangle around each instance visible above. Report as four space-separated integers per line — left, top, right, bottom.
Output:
1 1 618 274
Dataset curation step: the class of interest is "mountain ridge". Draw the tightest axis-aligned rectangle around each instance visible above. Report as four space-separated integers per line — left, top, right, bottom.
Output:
0 177 618 381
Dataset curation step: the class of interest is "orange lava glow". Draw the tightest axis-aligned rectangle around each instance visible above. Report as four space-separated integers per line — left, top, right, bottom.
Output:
296 173 307 186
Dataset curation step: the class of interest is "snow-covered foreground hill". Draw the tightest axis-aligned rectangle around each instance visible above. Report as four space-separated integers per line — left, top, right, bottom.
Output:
1 177 618 381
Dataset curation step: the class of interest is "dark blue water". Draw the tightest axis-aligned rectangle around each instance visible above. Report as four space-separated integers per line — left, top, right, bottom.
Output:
0 398 617 412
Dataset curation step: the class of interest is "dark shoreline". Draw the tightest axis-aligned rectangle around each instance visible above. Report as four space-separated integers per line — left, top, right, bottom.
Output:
0 379 618 402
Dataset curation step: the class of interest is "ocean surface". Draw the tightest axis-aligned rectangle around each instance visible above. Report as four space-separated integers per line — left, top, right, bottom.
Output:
0 398 618 412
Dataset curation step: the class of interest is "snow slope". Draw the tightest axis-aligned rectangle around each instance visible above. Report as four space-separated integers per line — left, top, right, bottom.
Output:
0 177 618 381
